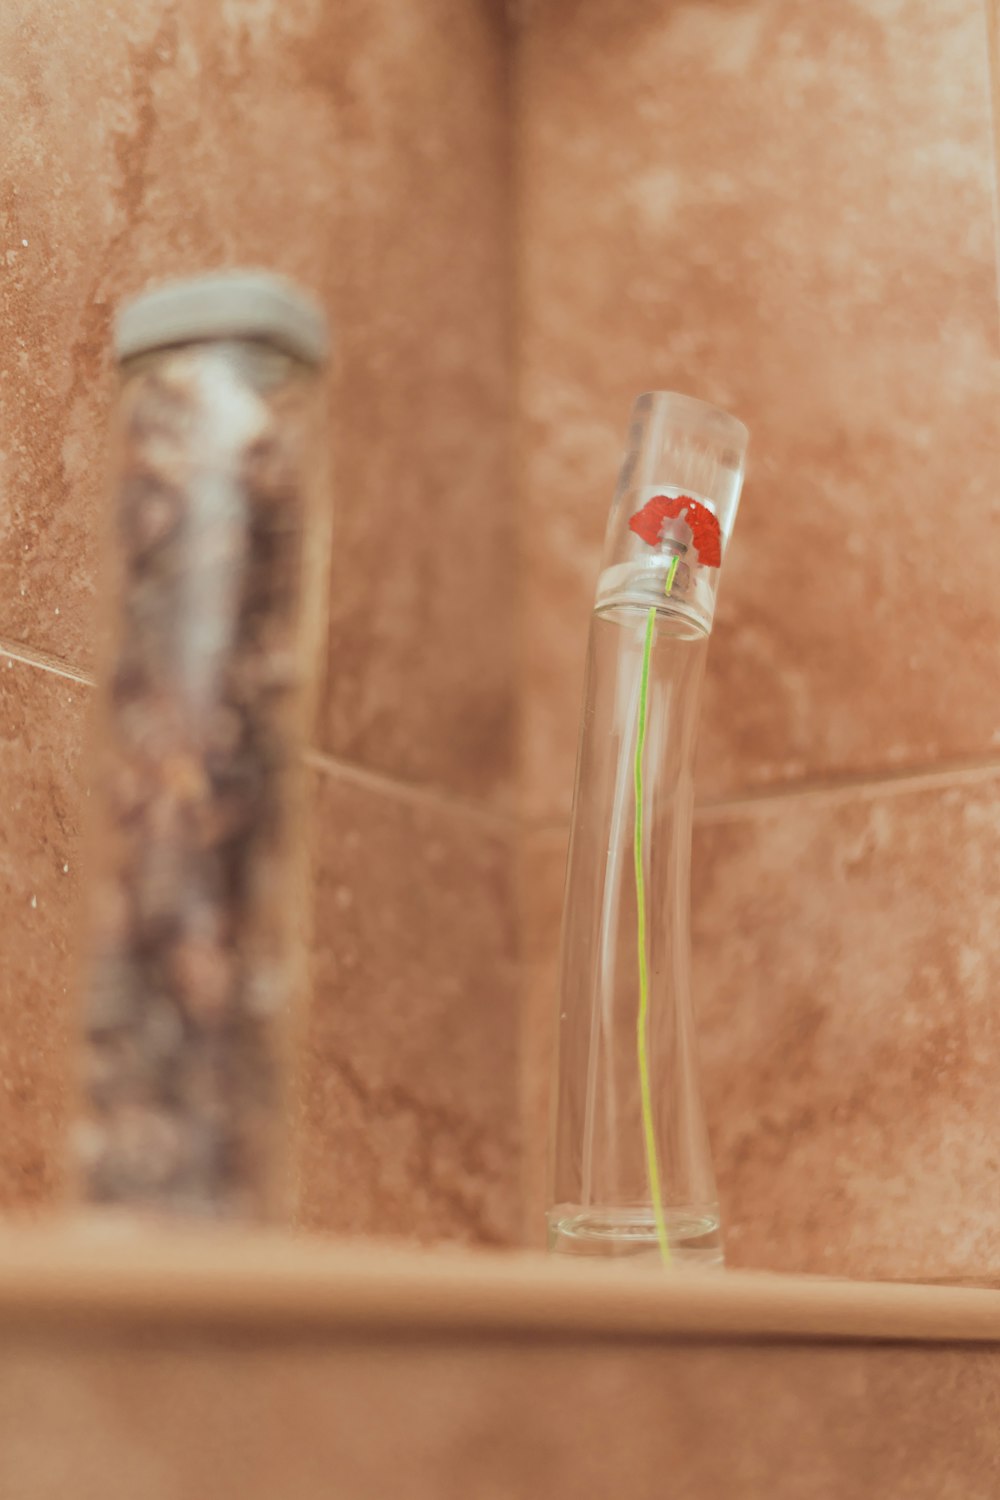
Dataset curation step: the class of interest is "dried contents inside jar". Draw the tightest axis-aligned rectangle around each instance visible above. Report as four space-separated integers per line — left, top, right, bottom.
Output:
77 342 313 1221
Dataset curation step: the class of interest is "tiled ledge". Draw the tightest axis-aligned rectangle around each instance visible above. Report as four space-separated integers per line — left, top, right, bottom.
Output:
2 1227 998 1499
2 1228 999 1343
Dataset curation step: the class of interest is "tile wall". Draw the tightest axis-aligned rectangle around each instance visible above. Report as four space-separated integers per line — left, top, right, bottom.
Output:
0 0 519 1242
516 0 1000 1277
3 0 999 1277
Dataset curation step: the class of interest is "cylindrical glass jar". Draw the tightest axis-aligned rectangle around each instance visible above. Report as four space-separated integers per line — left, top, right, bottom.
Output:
548 392 748 1266
74 272 330 1224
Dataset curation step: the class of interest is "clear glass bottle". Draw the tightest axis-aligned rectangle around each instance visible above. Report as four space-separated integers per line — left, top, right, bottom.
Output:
548 392 748 1266
73 272 330 1224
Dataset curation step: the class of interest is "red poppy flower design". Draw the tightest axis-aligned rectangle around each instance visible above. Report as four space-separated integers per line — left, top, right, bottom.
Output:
628 494 722 568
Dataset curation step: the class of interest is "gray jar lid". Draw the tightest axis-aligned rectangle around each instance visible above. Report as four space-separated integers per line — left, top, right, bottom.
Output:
115 270 329 366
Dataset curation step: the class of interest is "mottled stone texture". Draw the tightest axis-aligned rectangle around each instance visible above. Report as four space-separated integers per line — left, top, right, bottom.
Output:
0 659 85 1210
0 0 517 1246
300 774 519 1245
522 778 1000 1279
693 772 1000 1282
0 0 342 674
320 1 515 807
3 0 1000 1282
518 828 567 1246
517 0 1000 821
2 1327 999 1499
517 0 1000 1283
0 0 514 805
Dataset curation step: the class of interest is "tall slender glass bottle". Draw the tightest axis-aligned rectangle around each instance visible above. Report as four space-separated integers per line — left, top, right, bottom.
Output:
548 392 748 1266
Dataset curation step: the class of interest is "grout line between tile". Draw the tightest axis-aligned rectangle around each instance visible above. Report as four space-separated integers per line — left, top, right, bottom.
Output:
693 757 1000 822
6 636 996 832
0 638 94 687
304 748 519 834
0 639 520 834
522 757 1000 840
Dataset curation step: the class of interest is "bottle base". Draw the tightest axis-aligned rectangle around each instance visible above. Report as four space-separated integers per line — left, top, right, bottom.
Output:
547 1205 723 1267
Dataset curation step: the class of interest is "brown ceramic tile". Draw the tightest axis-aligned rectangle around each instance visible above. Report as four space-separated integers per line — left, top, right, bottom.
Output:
0 652 519 1239
517 0 1000 821
0 655 87 1210
1 0 514 807
299 767 519 1245
693 770 1000 1282
0 0 344 674
515 775 1000 1281
320 0 517 806
1 1332 999 1499
517 827 567 1245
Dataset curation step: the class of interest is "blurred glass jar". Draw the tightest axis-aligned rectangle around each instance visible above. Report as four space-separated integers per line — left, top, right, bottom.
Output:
73 272 330 1224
